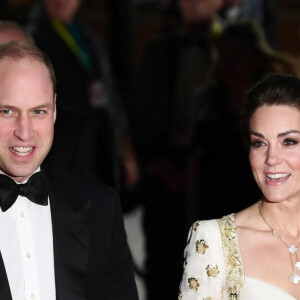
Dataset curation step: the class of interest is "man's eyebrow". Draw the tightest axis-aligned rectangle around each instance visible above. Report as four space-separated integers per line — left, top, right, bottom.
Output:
32 103 53 109
0 103 53 110
0 104 15 108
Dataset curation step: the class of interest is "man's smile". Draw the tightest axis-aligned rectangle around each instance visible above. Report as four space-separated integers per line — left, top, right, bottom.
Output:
10 146 34 156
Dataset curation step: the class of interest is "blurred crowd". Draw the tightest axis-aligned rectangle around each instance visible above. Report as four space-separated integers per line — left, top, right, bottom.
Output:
1 0 300 299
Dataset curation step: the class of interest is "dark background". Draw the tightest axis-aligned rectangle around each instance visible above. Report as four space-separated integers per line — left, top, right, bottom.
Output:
1 0 300 111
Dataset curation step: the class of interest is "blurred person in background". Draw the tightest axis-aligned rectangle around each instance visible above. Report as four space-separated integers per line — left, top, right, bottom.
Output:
26 0 140 196
218 0 279 47
129 1 225 299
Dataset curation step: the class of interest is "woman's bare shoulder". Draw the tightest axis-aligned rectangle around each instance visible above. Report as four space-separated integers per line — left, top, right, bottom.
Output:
235 201 262 230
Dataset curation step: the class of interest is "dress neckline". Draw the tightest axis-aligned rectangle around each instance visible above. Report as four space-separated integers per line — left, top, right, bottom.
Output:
244 276 297 300
230 214 298 300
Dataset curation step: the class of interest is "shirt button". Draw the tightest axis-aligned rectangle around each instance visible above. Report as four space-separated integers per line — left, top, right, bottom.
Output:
20 212 24 218
26 252 31 258
30 293 36 299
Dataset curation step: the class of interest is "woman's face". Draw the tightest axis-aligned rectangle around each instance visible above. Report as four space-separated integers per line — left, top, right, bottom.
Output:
249 105 300 204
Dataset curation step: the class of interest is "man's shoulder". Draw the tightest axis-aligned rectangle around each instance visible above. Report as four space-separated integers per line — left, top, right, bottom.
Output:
42 165 119 208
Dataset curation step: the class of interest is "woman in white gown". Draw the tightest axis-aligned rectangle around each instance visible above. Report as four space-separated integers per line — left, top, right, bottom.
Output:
179 73 300 300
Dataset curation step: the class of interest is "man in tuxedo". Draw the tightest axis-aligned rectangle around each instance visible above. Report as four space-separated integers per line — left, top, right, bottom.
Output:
0 41 138 299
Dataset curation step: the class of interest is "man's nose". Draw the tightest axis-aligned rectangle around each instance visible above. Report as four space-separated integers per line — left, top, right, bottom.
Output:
14 116 34 141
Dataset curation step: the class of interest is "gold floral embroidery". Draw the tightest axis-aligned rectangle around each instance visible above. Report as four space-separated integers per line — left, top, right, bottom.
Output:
192 221 200 231
196 239 209 254
188 277 200 291
206 264 220 277
203 297 213 300
218 214 244 300
229 292 238 300
183 257 187 270
178 291 182 300
227 251 241 267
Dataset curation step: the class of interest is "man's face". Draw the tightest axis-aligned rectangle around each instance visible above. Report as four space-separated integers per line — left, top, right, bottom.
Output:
45 0 81 23
179 0 222 24
0 58 56 182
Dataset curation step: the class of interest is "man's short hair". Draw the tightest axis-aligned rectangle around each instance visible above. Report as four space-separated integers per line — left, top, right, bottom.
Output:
0 41 56 94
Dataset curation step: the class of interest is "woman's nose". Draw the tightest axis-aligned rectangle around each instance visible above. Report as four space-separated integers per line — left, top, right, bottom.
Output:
265 146 282 166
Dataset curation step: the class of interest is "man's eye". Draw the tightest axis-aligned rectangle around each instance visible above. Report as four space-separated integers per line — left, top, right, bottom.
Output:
283 138 298 146
1 109 12 115
33 109 44 115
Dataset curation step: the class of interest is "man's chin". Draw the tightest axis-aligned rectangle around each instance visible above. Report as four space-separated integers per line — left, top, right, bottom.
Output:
1 166 39 182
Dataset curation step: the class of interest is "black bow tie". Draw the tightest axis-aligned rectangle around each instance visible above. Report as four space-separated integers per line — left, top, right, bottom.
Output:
0 171 49 212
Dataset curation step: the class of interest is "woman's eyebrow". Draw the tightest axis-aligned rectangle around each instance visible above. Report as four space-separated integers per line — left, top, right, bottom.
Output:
250 131 264 138
250 130 300 138
278 130 300 137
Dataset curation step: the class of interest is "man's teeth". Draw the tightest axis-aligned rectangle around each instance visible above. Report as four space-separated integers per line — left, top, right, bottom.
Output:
10 147 33 156
267 173 290 180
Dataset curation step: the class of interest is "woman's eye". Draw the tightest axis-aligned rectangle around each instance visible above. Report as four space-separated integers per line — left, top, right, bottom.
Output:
283 138 298 146
251 140 265 148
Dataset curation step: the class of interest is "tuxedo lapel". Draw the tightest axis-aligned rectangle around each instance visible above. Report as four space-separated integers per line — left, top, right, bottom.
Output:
0 253 12 299
46 172 91 300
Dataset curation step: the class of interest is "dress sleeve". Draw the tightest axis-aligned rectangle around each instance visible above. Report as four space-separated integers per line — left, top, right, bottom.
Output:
178 220 227 300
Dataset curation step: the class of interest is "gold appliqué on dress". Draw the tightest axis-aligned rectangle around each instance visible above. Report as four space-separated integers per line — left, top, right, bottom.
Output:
192 221 201 231
196 239 209 254
178 291 182 300
206 264 220 277
188 277 200 291
229 291 238 300
218 214 244 300
183 257 187 270
203 297 213 300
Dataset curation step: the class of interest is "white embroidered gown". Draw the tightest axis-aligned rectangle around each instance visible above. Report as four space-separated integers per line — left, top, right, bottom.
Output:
178 215 297 300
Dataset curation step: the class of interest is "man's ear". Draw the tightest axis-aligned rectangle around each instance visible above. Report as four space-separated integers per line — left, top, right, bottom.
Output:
53 93 57 123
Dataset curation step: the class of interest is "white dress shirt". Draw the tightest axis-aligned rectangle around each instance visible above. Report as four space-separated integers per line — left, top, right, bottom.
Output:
0 169 56 300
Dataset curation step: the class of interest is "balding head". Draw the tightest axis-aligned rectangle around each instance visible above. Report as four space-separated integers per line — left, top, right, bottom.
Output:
0 21 33 44
0 41 56 94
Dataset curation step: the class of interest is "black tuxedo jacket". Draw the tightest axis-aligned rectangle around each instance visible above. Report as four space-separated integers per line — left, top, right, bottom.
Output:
0 167 138 300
